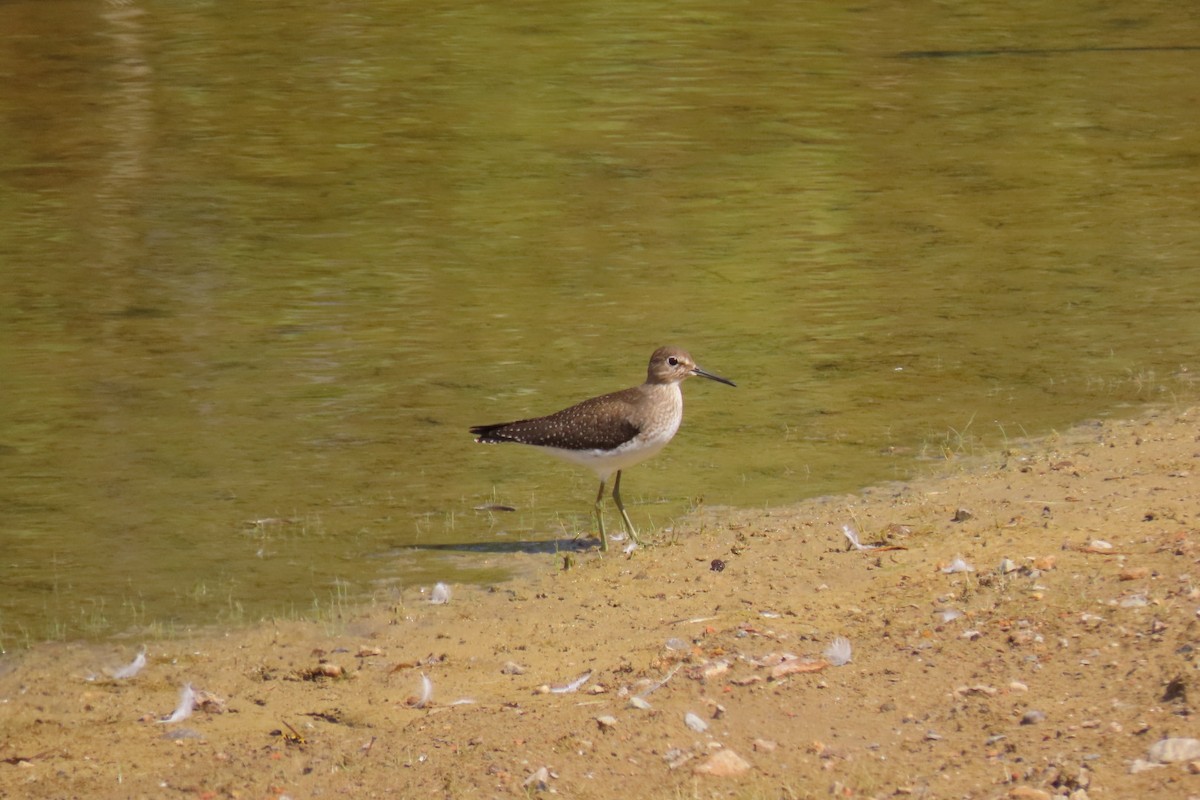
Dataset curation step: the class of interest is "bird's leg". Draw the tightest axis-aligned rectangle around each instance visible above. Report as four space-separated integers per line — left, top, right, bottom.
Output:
611 470 642 545
594 478 608 552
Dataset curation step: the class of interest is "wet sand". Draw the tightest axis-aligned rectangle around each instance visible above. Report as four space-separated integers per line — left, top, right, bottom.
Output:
2 405 1198 799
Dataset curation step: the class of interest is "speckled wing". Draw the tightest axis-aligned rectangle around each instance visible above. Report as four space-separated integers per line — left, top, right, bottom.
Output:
471 388 642 451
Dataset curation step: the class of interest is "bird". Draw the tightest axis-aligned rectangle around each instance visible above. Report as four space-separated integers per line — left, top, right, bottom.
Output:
470 346 735 551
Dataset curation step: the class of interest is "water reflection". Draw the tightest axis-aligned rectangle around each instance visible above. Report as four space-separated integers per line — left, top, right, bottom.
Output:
0 0 1197 643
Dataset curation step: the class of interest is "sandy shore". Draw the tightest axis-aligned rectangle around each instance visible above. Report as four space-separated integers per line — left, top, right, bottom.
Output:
2 405 1198 799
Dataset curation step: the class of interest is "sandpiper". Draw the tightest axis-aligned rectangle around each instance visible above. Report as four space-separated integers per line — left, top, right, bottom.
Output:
470 346 735 551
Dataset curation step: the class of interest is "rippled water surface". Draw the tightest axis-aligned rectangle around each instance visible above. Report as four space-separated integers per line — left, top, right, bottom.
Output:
2 0 1198 643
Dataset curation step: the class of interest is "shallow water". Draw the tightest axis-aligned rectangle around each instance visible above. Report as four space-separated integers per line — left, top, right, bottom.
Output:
2 1 1198 644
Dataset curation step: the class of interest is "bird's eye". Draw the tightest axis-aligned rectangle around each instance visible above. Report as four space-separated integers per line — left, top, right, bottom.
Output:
668 357 679 366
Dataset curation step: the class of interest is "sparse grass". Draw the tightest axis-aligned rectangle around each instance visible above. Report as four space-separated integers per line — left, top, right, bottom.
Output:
0 621 34 653
937 411 979 459
311 578 353 632
75 597 113 637
413 508 459 538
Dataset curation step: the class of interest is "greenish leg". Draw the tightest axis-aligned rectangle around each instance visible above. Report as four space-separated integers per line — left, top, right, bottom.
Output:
611 470 642 545
594 478 608 552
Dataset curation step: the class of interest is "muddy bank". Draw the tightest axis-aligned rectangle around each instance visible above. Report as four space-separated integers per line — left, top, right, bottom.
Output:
2 406 1198 799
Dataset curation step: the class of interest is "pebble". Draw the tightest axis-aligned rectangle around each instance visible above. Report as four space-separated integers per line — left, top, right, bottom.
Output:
664 748 693 769
628 696 652 711
1007 788 1051 800
684 712 708 733
312 663 344 678
1020 710 1047 725
523 766 551 791
500 661 527 675
693 748 751 777
770 658 827 679
1032 555 1056 570
595 715 618 731
1148 737 1200 763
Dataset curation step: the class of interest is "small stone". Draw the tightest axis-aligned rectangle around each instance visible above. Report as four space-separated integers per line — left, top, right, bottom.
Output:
693 748 751 777
1007 788 1051 800
770 658 827 679
952 508 973 522
684 712 708 733
1148 737 1200 763
500 661 527 675
628 696 652 711
752 738 777 752
1032 555 1057 570
1020 709 1047 725
523 766 551 791
1008 629 1039 646
595 715 618 731
697 660 730 681
193 689 226 714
